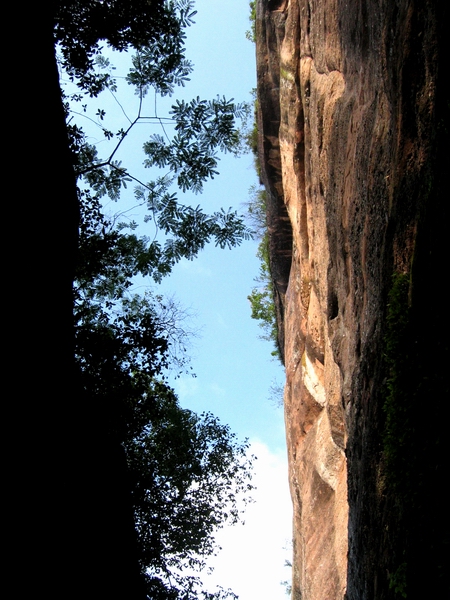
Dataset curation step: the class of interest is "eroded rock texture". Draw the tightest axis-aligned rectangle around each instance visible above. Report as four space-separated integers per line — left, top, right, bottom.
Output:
256 1 447 598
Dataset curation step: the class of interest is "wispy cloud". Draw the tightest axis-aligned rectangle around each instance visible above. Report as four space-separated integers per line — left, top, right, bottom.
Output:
179 260 213 277
215 312 228 328
209 382 226 397
175 376 199 401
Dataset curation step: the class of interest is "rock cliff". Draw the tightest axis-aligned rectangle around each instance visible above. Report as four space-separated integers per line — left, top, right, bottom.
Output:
255 1 448 598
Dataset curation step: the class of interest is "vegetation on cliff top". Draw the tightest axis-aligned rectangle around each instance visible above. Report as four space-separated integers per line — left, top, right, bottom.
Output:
245 187 282 362
245 1 257 43
243 3 283 364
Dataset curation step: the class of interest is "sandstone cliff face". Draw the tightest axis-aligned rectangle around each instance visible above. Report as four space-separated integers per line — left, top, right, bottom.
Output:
256 1 447 598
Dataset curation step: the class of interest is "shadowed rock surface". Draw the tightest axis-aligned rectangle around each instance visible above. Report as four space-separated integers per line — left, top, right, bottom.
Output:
256 1 448 598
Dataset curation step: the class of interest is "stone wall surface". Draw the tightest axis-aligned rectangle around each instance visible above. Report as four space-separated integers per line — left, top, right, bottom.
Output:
256 1 447 598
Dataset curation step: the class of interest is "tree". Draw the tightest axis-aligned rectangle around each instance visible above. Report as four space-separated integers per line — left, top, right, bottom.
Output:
58 2 256 598
247 233 283 363
245 1 257 43
244 185 282 363
129 397 253 600
54 0 193 95
74 178 254 600
60 1 252 285
75 281 255 599
9 2 255 598
242 20 285 366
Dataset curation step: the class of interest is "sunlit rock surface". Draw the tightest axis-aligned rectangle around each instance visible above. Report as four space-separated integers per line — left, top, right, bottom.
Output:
256 1 446 598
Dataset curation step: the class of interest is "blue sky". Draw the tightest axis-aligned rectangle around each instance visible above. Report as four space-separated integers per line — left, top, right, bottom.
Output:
157 5 293 594
64 1 292 597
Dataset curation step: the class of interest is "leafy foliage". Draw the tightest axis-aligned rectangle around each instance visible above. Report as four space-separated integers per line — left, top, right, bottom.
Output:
240 83 281 363
54 0 196 95
245 1 257 43
57 2 257 598
244 185 282 362
75 195 255 598
247 233 281 361
129 397 253 598
62 56 252 285
144 96 246 193
127 44 194 98
75 280 255 598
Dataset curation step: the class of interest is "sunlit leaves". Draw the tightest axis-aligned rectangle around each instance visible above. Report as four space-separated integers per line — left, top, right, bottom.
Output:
127 48 193 97
143 97 247 193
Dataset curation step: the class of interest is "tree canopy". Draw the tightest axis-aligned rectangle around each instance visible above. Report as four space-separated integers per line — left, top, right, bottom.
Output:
54 0 194 94
62 12 252 282
56 1 256 598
